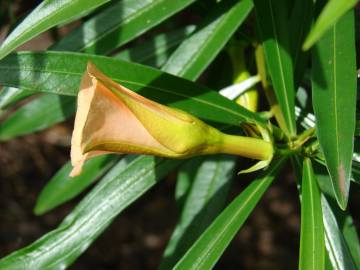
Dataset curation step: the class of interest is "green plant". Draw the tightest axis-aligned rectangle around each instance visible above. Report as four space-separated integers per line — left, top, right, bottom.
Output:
0 0 359 269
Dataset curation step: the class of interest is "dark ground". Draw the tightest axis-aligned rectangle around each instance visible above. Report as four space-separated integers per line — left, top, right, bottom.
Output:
0 2 360 269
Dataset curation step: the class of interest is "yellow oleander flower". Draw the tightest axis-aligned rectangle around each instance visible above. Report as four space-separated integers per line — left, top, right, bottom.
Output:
70 62 273 176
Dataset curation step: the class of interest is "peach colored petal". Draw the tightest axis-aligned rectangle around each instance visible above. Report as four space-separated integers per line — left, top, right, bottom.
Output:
70 63 173 176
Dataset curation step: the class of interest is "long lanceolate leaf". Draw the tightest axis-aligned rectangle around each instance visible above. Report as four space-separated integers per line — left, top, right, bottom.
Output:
0 156 183 270
299 159 325 270
303 0 358 50
289 0 313 88
0 94 75 140
315 164 360 269
34 155 118 215
322 196 357 270
173 158 285 270
0 0 110 60
254 0 296 136
53 0 197 55
312 10 356 209
159 155 237 270
0 52 265 126
116 25 196 68
162 0 253 81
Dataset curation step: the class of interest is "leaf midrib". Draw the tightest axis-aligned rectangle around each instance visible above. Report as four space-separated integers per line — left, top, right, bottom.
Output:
186 160 281 270
268 0 295 135
0 62 261 123
332 24 341 188
37 157 166 269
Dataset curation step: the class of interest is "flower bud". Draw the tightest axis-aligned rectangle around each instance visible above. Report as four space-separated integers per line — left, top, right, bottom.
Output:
70 62 273 176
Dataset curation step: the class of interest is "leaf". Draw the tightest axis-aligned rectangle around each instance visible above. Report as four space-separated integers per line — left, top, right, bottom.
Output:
173 157 285 270
116 25 196 68
299 158 325 270
315 163 360 269
0 94 75 140
0 156 183 269
53 0 197 55
0 51 265 127
254 0 296 136
159 155 237 270
322 196 357 270
289 0 313 87
303 0 358 50
162 0 253 80
311 10 356 209
0 87 33 110
174 157 204 208
0 0 110 60
34 155 117 215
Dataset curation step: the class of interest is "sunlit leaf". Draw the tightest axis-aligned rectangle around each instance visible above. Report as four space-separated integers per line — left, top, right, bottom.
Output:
312 10 356 209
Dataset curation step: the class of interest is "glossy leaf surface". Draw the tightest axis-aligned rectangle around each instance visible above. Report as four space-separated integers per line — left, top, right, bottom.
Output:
322 196 357 270
254 0 296 136
299 158 325 270
0 87 33 109
159 155 237 269
312 11 356 209
289 0 313 87
0 94 75 140
0 0 110 60
116 25 196 68
54 0 196 55
162 0 253 80
303 1 358 50
0 52 265 126
315 163 360 269
34 155 117 215
173 158 285 270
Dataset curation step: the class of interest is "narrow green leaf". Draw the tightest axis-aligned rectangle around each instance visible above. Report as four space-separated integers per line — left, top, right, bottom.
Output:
159 155 237 270
0 51 265 126
34 155 117 215
54 0 197 55
299 158 325 270
162 0 253 80
303 0 358 50
312 10 356 209
173 158 285 270
0 94 75 140
254 0 296 136
116 25 196 68
0 156 183 270
0 0 110 60
341 211 360 269
322 196 357 270
174 157 204 208
315 163 360 269
0 87 33 110
289 0 313 87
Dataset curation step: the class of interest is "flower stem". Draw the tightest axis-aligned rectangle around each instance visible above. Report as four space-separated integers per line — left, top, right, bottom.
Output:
219 133 273 161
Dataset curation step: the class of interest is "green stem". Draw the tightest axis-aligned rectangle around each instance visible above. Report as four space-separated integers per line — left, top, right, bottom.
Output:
219 133 273 161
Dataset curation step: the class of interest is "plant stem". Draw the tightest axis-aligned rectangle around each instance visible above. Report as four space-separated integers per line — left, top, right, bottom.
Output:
220 133 273 161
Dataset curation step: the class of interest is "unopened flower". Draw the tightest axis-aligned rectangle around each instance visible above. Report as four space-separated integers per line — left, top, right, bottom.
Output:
70 62 273 176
